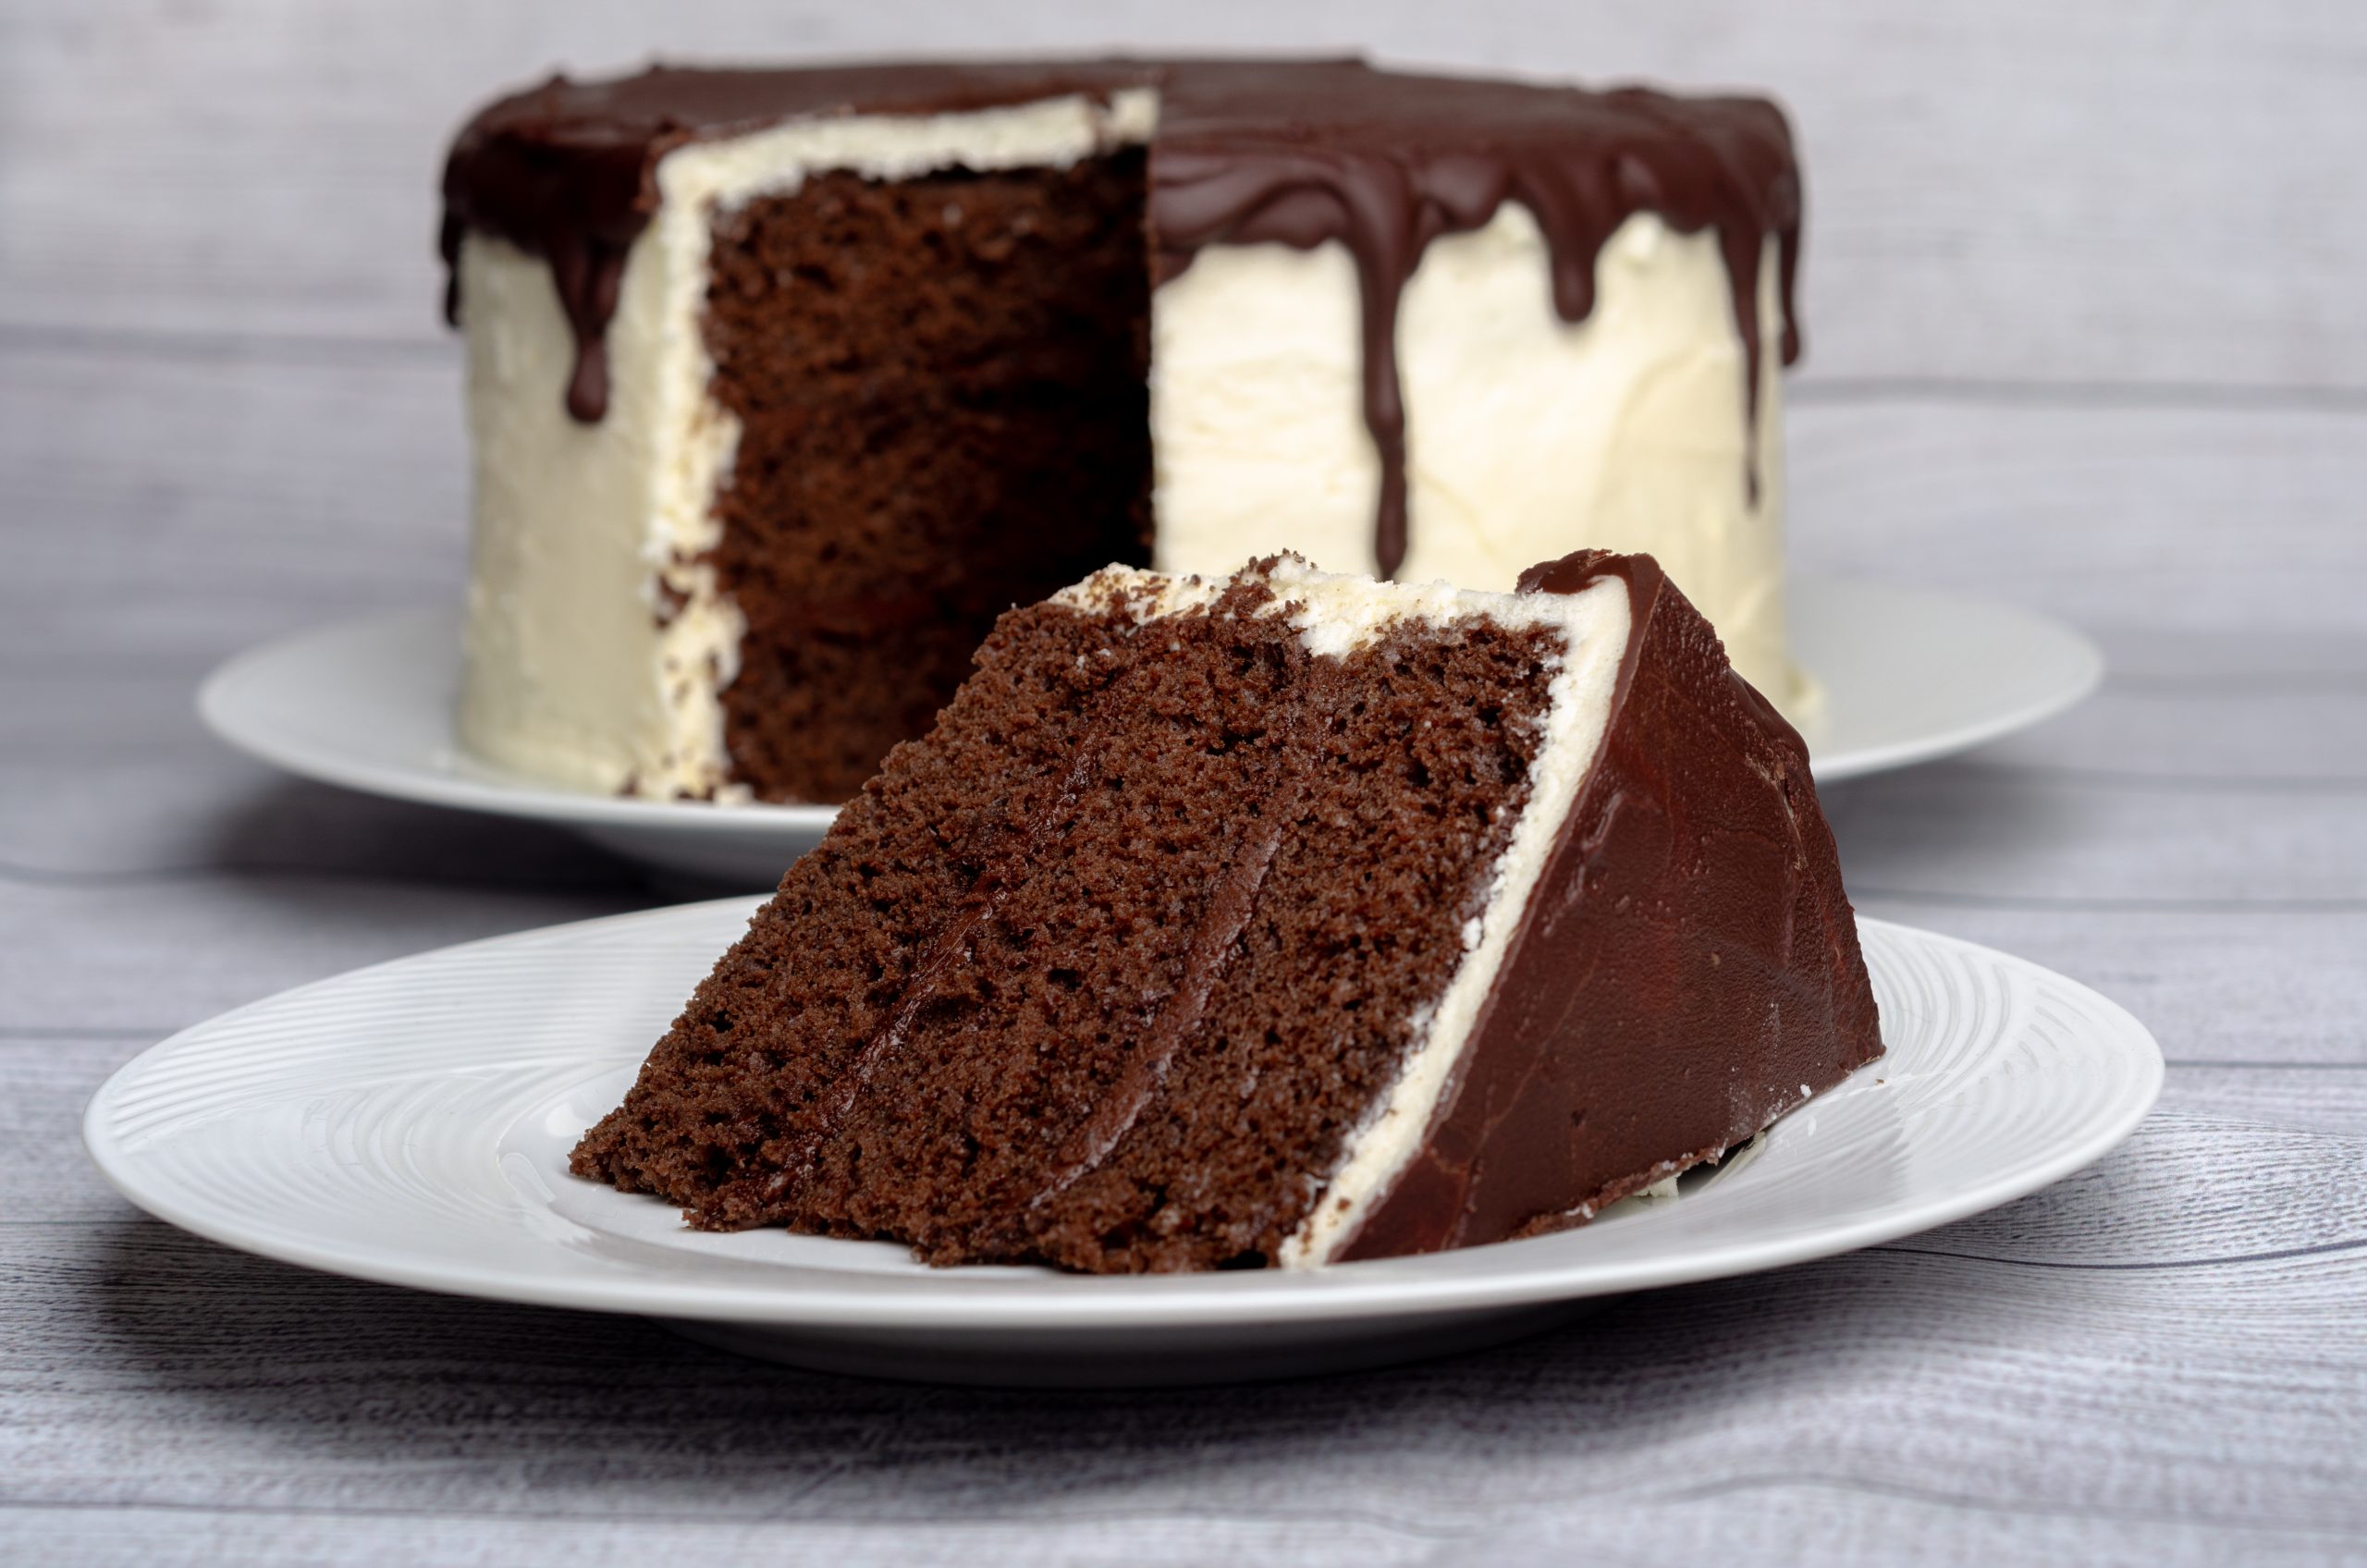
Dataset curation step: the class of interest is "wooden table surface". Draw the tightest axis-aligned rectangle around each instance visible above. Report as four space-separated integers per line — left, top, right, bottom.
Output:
6 4 2363 1564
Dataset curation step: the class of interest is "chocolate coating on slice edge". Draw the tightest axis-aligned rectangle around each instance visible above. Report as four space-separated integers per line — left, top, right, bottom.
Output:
1334 550 1881 1261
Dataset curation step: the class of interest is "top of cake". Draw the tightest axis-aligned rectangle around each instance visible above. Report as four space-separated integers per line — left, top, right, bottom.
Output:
442 57 1802 573
444 60 1798 288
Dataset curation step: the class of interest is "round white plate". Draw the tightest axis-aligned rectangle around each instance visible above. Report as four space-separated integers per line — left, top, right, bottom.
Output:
199 578 2101 888
86 899 2160 1388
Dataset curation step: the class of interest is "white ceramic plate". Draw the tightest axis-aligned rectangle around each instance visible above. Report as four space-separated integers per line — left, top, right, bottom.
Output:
198 579 2102 889
86 899 2160 1388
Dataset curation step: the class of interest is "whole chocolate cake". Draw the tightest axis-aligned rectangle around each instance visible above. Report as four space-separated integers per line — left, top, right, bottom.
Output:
443 59 1808 804
570 551 1881 1271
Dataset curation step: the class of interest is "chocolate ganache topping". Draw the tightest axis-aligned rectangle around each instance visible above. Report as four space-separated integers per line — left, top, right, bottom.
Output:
1339 549 1880 1259
1148 66 1801 577
438 62 1152 421
441 59 1803 575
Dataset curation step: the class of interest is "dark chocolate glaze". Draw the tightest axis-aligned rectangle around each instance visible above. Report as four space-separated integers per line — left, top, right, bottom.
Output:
441 59 1802 569
438 62 1151 420
1148 67 1801 575
1337 550 1881 1260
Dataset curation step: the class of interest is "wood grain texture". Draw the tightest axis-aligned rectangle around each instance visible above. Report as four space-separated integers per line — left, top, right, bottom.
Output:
7 0 2367 395
5 1133 2362 1564
5 2 2365 1562
1788 401 2367 636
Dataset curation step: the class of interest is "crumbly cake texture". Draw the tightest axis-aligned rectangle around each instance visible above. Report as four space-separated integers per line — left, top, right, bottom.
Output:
703 152 1152 802
570 552 1882 1272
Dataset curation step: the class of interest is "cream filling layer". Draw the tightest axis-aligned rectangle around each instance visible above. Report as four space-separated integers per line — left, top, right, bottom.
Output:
1054 559 1630 1269
457 89 1158 799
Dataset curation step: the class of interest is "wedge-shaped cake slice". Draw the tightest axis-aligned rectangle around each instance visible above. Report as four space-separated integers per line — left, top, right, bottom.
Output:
573 552 1882 1271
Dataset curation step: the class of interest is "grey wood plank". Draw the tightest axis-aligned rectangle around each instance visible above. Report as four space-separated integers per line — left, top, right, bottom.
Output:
1845 900 2367 1067
0 345 464 667
2158 1063 2367 1140
0 753 648 892
1973 676 2367 786
0 877 642 1035
1461 1496 2363 1568
1821 764 2367 905
3 1490 2358 1568
7 1 2367 397
1785 399 2367 638
8 1214 2361 1522
5 1158 2360 1549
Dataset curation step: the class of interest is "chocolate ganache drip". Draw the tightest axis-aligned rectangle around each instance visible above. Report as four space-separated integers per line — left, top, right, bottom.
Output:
1152 66 1802 578
440 60 1802 570
440 62 1155 421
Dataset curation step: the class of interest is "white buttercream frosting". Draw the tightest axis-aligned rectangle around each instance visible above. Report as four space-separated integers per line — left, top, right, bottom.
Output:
457 91 1155 799
1053 555 1593 651
1147 243 1380 586
1149 209 1798 709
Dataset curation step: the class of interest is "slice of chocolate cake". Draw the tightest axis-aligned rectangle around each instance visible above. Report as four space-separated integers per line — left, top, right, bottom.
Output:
570 552 1881 1271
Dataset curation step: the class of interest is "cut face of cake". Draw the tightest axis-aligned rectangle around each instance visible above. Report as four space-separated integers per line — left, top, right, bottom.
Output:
570 552 1881 1272
443 59 1805 804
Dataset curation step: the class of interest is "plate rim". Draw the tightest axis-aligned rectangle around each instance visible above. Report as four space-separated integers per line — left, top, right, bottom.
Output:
196 576 2103 834
195 615 837 835
1796 576 2103 782
82 900 2164 1330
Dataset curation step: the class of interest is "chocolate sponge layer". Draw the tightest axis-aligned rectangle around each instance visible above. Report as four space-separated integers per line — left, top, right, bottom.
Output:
572 570 1557 1270
699 152 1153 803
